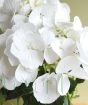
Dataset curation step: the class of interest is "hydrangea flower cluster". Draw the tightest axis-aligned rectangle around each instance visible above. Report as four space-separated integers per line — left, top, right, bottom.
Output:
0 0 88 104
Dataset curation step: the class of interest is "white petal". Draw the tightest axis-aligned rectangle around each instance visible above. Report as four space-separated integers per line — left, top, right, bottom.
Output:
39 27 55 47
0 56 21 90
4 35 19 66
29 6 42 27
56 55 88 79
29 0 43 8
80 28 88 57
82 64 88 74
11 44 44 69
77 42 88 65
12 14 28 25
51 38 75 58
20 4 31 15
58 74 70 96
0 13 12 31
42 5 56 27
2 0 21 13
0 0 21 31
15 65 38 86
44 47 58 64
12 26 45 51
2 77 21 90
0 29 12 58
44 0 60 4
55 3 70 25
67 29 81 41
0 55 16 78
73 16 82 31
10 24 44 69
33 73 60 104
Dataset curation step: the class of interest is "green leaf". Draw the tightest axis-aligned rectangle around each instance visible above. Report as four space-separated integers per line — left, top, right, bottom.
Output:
76 78 85 84
0 83 32 101
0 92 6 105
22 94 42 105
69 78 85 94
51 96 65 105
22 94 65 105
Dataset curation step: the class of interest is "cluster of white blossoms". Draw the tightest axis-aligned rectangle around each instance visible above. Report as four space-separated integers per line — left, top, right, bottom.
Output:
0 0 88 104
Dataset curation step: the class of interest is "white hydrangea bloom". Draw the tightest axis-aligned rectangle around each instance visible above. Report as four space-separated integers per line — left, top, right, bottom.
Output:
0 0 88 102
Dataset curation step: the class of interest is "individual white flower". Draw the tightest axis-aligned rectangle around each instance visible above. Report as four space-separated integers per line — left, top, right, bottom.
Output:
33 73 60 104
51 37 75 58
47 17 82 59
29 0 70 27
54 16 82 41
15 64 38 86
10 23 44 69
33 72 70 104
39 27 59 64
56 55 88 80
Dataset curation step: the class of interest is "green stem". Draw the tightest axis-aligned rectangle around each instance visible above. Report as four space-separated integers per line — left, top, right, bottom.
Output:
17 97 20 105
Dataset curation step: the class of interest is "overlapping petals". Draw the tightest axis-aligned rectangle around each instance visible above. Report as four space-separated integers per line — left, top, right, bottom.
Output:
0 0 88 104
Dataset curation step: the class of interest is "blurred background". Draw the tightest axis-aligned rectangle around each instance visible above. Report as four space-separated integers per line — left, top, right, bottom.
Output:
3 0 88 104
